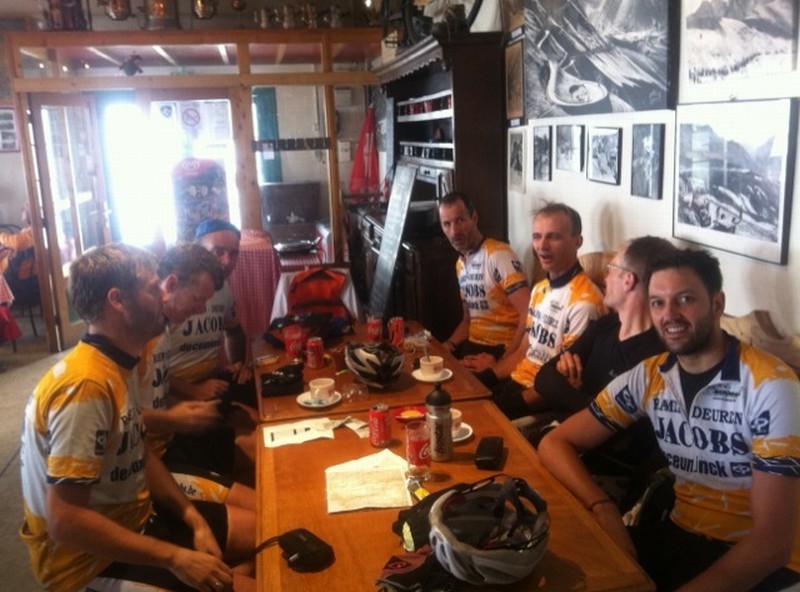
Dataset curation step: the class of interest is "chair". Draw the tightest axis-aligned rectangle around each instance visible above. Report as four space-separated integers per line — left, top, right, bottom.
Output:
577 250 615 293
3 245 41 337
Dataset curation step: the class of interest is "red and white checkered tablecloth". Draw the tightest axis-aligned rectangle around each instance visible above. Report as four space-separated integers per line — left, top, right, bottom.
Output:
0 275 14 306
228 229 280 362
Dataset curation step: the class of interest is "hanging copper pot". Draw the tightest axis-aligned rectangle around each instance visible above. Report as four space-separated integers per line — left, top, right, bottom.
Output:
140 0 182 29
193 0 217 19
104 0 132 20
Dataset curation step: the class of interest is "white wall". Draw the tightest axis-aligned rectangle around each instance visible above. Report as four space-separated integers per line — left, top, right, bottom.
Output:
507 110 800 335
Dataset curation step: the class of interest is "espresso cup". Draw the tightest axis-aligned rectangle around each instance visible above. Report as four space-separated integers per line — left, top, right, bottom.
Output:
451 408 462 434
309 377 335 403
420 355 444 378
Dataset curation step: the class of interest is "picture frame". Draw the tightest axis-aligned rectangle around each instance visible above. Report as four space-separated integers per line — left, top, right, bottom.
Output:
556 124 583 172
532 125 551 182
508 128 526 192
587 127 621 185
631 123 664 199
505 38 525 125
673 99 797 265
0 107 20 152
679 0 800 103
524 1 677 119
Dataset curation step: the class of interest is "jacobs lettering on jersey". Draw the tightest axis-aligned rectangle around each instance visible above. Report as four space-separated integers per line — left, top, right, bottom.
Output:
151 366 169 389
181 313 225 336
115 422 143 456
654 417 749 456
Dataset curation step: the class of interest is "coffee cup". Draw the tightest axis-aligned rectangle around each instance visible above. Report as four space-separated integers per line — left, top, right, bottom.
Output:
309 377 335 404
451 408 462 434
419 355 444 378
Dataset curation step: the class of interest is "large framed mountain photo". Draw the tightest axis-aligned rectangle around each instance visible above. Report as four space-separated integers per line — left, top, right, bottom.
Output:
673 99 797 265
523 0 677 119
679 0 800 103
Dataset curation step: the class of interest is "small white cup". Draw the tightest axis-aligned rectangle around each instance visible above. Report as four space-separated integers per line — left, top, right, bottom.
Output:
451 408 462 435
420 355 444 378
309 377 335 404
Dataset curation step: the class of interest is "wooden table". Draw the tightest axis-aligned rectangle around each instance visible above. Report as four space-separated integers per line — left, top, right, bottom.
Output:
256 399 654 592
254 323 490 423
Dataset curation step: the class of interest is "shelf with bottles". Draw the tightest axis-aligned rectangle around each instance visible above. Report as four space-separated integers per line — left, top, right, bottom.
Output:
396 90 453 122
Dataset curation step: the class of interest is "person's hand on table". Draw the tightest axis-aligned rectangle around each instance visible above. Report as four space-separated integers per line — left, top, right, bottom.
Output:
170 400 225 433
460 352 496 372
556 351 584 389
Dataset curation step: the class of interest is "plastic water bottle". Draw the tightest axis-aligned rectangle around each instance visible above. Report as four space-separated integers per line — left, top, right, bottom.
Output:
426 383 452 462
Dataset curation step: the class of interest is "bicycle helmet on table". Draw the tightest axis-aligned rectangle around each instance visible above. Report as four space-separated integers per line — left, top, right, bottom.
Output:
429 476 550 586
344 342 405 387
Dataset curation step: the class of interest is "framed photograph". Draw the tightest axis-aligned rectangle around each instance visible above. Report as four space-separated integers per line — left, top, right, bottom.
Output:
505 38 525 124
0 107 19 152
631 124 664 199
673 99 797 265
524 1 677 119
679 0 799 103
587 127 621 185
556 124 583 172
508 128 526 192
532 125 552 181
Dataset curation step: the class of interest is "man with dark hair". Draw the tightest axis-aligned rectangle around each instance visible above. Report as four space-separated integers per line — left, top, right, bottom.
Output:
141 242 256 512
438 191 529 369
20 243 254 592
539 248 800 592
478 202 605 419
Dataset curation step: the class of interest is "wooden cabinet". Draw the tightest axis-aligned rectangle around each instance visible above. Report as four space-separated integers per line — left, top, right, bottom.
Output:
376 32 507 241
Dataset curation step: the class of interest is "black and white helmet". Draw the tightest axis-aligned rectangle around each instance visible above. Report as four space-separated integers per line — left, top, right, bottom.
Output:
344 342 405 387
429 477 550 586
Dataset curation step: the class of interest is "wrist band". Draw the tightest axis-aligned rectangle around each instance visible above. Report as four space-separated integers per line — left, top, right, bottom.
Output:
586 498 615 511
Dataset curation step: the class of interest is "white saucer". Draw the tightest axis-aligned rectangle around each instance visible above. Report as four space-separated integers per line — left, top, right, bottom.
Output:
452 422 473 443
412 368 453 383
296 391 342 409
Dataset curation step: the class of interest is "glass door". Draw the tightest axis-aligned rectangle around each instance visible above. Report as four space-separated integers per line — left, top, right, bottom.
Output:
30 93 112 349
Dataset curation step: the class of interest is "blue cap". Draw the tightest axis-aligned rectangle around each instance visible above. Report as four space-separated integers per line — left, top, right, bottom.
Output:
194 219 241 240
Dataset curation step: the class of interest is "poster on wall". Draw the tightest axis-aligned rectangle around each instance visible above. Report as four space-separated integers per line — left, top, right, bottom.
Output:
523 0 676 119
587 127 621 185
631 123 664 199
673 99 797 265
679 0 799 103
532 125 551 181
556 124 583 172
508 128 526 192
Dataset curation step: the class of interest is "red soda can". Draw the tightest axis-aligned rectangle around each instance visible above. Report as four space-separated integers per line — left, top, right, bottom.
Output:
305 336 324 369
366 315 382 343
388 316 405 346
368 403 392 447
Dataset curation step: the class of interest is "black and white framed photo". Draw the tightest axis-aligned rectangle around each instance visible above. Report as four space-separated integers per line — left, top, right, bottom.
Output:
556 124 583 172
508 127 526 192
0 107 19 152
532 125 551 181
524 0 677 119
631 123 664 199
673 99 797 265
587 127 621 185
679 0 799 103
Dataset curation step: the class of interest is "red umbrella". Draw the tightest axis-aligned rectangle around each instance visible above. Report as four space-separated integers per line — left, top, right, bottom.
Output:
349 105 380 195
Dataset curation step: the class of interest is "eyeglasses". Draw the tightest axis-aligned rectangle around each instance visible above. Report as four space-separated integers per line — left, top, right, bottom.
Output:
605 262 637 279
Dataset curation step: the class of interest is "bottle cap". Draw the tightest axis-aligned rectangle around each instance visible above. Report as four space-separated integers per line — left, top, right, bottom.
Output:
425 383 450 407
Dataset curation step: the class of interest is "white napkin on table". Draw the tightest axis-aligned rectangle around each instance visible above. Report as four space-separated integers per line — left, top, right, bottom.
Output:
325 449 412 513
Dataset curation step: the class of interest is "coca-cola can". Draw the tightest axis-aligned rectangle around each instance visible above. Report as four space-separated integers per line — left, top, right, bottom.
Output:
366 315 382 343
305 336 324 369
388 316 405 346
368 403 392 447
